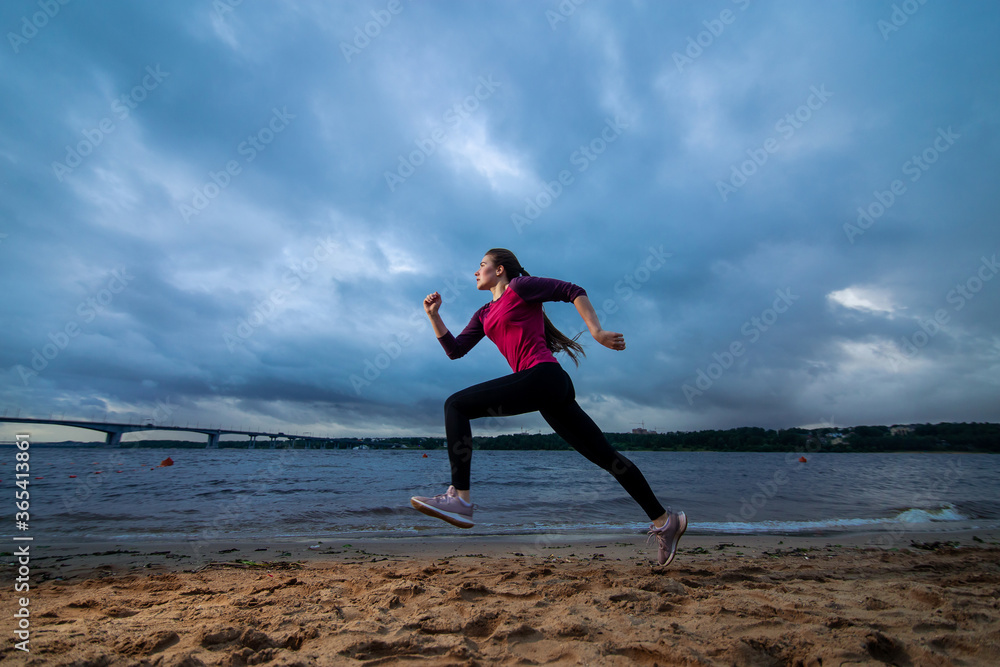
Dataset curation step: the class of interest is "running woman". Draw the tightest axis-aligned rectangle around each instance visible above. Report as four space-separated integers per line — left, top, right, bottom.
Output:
410 248 686 566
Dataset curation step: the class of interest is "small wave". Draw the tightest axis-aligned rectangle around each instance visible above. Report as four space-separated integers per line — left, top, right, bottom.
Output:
697 504 970 535
894 504 966 523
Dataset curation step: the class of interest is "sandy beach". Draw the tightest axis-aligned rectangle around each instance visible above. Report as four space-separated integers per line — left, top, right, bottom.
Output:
3 531 999 666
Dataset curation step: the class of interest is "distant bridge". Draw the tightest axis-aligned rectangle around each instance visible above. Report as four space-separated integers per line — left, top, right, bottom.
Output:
0 417 360 449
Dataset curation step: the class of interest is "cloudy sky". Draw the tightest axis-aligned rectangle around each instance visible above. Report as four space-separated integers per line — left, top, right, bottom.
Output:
2 0 998 443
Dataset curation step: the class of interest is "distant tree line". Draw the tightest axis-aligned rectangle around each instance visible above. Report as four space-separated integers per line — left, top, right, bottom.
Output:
468 428 807 452
831 423 1000 453
469 422 999 453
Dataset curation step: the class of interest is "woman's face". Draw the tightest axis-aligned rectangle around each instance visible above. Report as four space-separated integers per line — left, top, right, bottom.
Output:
475 254 501 290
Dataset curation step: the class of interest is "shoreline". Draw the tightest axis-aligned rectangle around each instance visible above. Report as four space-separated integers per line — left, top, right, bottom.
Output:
4 529 998 665
18 527 1000 581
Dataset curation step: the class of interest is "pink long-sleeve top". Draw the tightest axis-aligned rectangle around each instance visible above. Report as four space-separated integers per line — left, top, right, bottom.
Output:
437 276 587 373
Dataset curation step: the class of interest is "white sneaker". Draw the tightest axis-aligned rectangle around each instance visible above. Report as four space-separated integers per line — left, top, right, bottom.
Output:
410 485 475 529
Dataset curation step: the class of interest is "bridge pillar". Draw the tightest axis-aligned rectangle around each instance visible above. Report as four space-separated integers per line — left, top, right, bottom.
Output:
207 433 220 449
105 431 122 447
269 436 277 449
249 435 257 449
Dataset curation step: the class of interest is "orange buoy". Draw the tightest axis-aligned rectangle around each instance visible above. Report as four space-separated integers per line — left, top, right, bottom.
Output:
422 453 428 458
69 475 77 478
798 456 807 463
35 476 44 479
160 457 174 467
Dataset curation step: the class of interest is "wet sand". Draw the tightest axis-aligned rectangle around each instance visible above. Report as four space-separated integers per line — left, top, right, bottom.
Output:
3 530 999 665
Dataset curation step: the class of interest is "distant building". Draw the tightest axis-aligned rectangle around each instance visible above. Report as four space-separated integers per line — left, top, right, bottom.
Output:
890 425 914 436
631 427 656 434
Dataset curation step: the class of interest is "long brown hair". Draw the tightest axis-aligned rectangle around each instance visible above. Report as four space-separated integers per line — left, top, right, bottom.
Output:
485 248 586 366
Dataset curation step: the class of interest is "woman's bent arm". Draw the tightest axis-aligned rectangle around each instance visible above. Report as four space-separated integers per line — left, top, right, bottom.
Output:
573 295 602 337
424 291 450 338
573 295 626 351
428 312 449 338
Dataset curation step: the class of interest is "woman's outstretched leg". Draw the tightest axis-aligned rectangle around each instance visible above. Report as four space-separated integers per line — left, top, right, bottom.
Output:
539 398 667 521
538 372 687 566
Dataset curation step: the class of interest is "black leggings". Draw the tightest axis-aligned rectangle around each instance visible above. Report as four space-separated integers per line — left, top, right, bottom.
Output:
444 361 667 521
